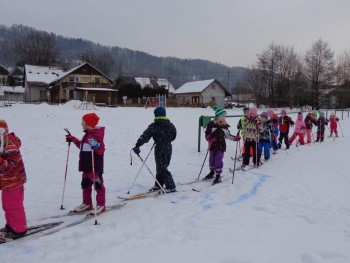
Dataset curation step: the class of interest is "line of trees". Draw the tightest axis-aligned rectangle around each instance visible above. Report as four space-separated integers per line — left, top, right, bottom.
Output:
243 39 350 109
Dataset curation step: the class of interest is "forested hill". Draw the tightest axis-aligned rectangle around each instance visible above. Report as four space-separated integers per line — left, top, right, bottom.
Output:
0 24 247 90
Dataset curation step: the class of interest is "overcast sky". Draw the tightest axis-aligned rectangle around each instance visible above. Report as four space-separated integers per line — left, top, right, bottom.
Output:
1 0 349 67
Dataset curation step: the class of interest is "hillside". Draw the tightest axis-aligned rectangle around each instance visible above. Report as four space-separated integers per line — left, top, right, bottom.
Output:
0 24 248 90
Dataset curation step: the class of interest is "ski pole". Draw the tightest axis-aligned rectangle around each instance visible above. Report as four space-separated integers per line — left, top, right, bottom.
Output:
231 132 240 184
127 143 155 194
60 128 71 210
197 142 211 181
135 154 175 204
338 121 344 137
91 149 99 225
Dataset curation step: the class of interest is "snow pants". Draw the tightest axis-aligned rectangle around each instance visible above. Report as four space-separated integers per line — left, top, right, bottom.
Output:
154 144 176 189
209 151 224 175
258 141 270 161
243 140 257 165
1 186 27 234
305 129 313 143
289 132 305 145
278 132 290 149
82 172 105 206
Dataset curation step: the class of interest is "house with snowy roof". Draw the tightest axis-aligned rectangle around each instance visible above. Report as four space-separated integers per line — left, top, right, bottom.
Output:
0 65 9 86
24 65 64 102
49 62 116 104
0 85 25 103
134 77 175 93
173 79 231 107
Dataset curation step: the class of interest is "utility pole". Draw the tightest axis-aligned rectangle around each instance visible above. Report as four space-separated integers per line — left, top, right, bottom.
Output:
227 71 230 92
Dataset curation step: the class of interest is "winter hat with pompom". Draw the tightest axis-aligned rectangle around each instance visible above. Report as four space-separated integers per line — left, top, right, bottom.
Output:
249 107 257 116
281 109 287 115
213 106 227 119
261 112 268 119
82 113 100 128
267 109 274 118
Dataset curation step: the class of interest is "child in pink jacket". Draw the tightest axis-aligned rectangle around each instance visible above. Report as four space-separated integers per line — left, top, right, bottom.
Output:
289 112 306 145
0 120 27 240
328 112 339 137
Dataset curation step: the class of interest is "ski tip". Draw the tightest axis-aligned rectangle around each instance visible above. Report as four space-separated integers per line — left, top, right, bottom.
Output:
192 187 201 192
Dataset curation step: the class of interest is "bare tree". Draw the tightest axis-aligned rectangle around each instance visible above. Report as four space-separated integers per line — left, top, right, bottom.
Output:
81 51 116 77
335 48 350 86
14 30 59 66
304 39 335 109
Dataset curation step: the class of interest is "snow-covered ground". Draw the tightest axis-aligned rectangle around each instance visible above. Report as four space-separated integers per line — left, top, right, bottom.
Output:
1 103 350 263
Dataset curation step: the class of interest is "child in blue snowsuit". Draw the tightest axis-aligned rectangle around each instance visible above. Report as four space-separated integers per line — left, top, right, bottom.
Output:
258 112 274 163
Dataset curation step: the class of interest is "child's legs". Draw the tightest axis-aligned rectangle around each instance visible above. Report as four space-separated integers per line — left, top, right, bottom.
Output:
263 142 270 159
257 142 263 156
306 129 312 143
212 151 224 174
251 141 258 164
1 186 27 233
289 132 296 143
271 139 278 150
209 151 216 171
82 172 106 206
242 141 252 165
299 132 305 144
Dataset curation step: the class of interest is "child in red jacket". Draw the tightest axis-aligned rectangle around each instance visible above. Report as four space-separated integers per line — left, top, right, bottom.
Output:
0 120 27 240
328 112 339 138
66 113 106 215
278 109 294 149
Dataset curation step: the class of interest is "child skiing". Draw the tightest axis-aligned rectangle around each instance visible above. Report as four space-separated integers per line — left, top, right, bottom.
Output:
289 112 306 145
65 113 106 215
237 107 253 159
204 106 240 184
258 112 274 163
267 108 279 153
314 112 328 142
133 107 177 192
278 109 294 149
304 112 317 144
0 120 27 240
241 107 262 169
328 112 339 138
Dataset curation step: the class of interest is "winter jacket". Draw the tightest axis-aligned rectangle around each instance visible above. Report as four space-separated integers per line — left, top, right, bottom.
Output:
258 120 274 143
294 114 306 133
304 114 315 129
72 127 105 174
0 133 27 191
314 117 328 132
279 115 294 133
205 120 230 152
237 116 247 137
243 116 262 142
136 117 177 155
329 116 339 129
270 114 279 137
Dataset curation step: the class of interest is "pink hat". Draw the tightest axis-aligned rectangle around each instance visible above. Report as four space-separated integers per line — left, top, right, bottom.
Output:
82 113 100 128
267 109 274 118
250 107 257 116
281 109 287 115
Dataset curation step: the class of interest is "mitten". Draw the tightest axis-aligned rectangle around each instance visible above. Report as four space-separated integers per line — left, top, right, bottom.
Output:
205 136 216 144
66 134 76 143
88 138 100 149
133 147 141 155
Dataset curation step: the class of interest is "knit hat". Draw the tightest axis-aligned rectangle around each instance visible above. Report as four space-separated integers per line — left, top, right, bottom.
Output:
261 111 268 118
0 120 9 135
154 106 166 117
213 106 226 119
249 107 257 116
82 113 100 128
297 112 303 121
267 109 274 118
281 109 287 115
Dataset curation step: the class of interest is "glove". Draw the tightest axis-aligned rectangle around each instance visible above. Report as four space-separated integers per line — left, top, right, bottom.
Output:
66 134 76 143
88 138 100 149
233 135 241 141
133 147 141 155
205 136 216 144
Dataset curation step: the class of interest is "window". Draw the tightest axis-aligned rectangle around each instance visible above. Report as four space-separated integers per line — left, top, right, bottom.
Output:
95 77 101 84
69 77 75 82
40 90 46 99
211 84 216 89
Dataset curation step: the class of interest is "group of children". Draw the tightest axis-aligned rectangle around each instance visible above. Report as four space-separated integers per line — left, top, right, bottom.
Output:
0 106 341 240
203 106 341 184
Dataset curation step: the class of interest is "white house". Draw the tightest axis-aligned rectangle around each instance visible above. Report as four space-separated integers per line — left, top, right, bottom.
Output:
173 79 231 107
24 65 64 102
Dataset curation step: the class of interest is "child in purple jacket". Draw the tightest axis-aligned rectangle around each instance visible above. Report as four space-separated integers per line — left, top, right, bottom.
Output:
66 113 106 215
204 106 240 185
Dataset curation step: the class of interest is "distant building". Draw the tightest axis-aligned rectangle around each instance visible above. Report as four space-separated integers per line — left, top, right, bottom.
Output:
0 85 25 103
115 76 175 93
8 66 24 86
173 79 231 107
49 62 116 104
0 65 9 86
24 65 64 102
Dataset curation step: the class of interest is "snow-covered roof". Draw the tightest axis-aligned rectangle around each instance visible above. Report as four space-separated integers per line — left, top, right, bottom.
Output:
135 77 175 93
25 65 64 84
0 85 25 94
173 79 216 94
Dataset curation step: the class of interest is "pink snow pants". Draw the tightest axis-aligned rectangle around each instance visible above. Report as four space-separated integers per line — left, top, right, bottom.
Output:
82 172 105 206
289 132 305 145
1 186 27 234
305 129 312 143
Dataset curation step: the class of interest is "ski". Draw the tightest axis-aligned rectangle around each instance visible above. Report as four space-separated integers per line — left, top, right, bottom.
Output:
43 203 126 235
0 221 63 244
40 209 91 220
117 189 184 201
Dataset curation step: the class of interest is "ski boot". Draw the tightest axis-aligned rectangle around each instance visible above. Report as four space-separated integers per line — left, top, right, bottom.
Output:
203 170 215 180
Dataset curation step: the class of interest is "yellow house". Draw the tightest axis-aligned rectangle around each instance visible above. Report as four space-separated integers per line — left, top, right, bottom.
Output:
49 62 116 104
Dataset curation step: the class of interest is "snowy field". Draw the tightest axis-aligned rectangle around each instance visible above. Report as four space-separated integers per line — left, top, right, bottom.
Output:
0 103 350 263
